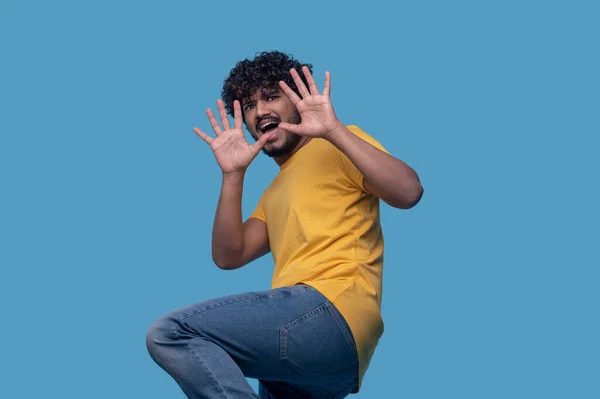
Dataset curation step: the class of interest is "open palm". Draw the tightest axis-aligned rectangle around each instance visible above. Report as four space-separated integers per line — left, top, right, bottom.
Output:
278 66 343 139
194 100 270 175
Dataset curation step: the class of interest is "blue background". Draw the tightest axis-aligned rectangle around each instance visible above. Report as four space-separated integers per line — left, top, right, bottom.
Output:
1 0 598 397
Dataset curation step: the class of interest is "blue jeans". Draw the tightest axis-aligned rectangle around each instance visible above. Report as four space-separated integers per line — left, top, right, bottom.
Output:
146 284 359 399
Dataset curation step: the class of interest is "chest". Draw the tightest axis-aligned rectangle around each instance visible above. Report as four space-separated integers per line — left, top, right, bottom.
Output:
263 153 358 223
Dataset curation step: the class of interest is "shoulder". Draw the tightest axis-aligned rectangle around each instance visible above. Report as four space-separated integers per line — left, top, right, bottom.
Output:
344 125 389 154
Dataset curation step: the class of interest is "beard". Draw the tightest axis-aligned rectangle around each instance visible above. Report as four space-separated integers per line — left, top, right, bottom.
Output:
262 130 302 157
255 110 302 158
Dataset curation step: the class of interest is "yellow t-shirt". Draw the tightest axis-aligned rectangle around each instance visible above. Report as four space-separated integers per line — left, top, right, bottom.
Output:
250 125 388 392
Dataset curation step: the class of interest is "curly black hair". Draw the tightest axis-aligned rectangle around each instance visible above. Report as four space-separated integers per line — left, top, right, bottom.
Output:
221 51 312 118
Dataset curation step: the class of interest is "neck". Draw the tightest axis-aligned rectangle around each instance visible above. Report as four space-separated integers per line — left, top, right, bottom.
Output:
273 136 312 166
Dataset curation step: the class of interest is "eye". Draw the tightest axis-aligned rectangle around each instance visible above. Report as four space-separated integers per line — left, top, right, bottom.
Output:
268 95 279 101
243 104 255 111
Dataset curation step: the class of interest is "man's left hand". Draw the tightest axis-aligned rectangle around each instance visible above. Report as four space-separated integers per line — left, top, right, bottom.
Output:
277 66 343 140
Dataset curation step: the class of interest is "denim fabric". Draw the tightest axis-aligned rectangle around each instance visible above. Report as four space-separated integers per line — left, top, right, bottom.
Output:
146 284 358 399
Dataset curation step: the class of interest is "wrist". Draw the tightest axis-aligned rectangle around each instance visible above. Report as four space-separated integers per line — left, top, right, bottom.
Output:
324 122 349 143
222 170 246 185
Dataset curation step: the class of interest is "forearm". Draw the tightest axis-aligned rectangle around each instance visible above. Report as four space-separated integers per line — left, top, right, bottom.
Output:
327 124 423 209
211 172 246 267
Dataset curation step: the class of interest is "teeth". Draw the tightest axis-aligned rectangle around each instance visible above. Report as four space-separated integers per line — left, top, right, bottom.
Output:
260 122 278 132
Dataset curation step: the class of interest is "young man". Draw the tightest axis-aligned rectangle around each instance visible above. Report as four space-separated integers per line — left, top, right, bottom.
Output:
146 51 423 399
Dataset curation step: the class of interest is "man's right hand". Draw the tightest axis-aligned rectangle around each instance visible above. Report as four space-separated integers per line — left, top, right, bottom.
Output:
194 99 272 175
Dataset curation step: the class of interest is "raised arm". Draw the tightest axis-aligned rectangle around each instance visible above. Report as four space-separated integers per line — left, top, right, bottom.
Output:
278 67 423 209
194 100 273 269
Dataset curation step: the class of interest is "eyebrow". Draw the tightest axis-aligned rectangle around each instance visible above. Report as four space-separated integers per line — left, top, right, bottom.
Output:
242 88 280 106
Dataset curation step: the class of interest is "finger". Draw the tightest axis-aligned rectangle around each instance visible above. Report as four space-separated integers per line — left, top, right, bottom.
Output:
206 108 223 135
217 100 231 130
323 71 331 97
302 66 320 94
278 122 302 134
290 68 310 97
233 100 243 129
252 130 272 153
193 127 213 144
279 80 302 106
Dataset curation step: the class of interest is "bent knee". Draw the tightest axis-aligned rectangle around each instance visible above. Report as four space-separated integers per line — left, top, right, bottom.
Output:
146 314 177 358
146 310 205 357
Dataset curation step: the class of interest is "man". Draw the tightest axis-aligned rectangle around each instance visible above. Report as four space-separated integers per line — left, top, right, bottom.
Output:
146 51 423 398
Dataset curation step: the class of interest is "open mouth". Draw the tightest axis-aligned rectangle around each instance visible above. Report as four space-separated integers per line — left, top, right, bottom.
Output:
259 120 280 135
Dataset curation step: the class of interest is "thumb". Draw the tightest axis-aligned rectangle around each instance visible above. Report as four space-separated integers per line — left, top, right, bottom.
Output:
278 122 302 134
252 131 273 152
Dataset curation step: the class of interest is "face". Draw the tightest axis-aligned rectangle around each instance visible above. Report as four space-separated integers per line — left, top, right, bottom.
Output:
242 87 302 158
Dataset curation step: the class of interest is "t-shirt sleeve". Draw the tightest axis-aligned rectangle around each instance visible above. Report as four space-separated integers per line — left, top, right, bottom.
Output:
249 196 266 222
338 125 390 192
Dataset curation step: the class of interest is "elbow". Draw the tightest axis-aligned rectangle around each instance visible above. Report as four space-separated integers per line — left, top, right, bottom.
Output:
407 182 424 208
212 253 243 271
212 240 246 270
388 182 424 209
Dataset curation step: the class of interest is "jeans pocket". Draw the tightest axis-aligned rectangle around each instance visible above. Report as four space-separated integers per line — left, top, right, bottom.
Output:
279 301 358 376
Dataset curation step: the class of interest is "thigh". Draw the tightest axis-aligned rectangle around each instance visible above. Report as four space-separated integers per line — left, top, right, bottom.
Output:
160 284 357 383
256 290 359 398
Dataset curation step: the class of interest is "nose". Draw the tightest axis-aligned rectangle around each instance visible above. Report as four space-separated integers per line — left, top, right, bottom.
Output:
256 100 271 118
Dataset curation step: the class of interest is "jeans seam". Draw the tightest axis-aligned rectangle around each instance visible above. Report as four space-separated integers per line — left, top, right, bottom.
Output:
179 295 260 322
326 302 357 353
173 294 264 398
173 322 231 398
279 302 329 375
253 292 292 300
331 377 359 399
178 286 309 324
279 327 288 368
281 301 328 329
279 301 358 376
